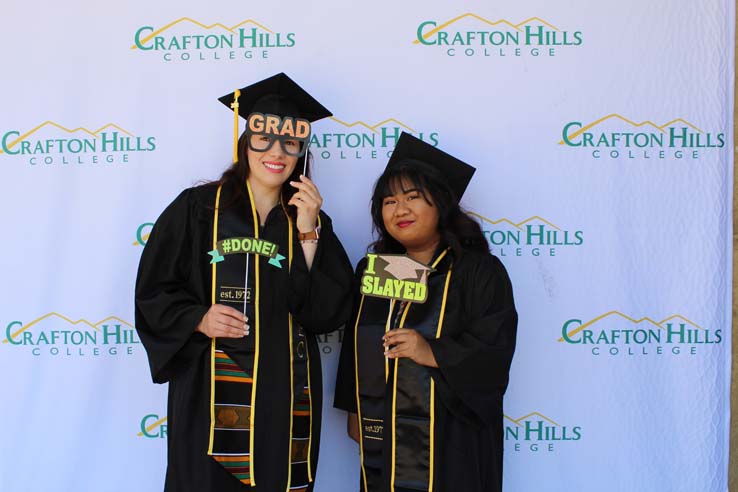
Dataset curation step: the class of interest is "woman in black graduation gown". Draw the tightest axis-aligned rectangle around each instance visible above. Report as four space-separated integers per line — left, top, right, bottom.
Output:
334 132 517 492
136 73 353 492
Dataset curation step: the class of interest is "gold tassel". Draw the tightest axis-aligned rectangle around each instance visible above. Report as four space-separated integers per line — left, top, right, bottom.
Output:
230 89 241 163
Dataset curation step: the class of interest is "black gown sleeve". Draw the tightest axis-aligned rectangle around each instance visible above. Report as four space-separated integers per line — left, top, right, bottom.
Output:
333 314 358 412
333 259 368 413
135 189 210 384
288 211 354 334
426 253 517 426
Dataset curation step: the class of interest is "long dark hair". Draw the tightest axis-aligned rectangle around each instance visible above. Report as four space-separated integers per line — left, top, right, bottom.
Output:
212 131 311 219
369 159 488 257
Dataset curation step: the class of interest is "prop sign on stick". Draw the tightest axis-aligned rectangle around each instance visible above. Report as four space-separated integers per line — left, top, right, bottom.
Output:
361 253 434 303
360 253 435 375
208 237 286 321
208 237 285 267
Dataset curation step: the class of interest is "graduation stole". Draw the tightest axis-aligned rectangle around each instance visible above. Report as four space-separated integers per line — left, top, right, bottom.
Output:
207 182 314 490
353 249 453 492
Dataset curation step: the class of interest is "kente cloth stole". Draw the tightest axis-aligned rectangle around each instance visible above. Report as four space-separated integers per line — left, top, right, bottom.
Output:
354 250 453 492
207 183 314 489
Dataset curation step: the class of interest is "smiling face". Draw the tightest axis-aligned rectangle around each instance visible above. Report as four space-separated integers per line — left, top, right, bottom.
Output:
246 137 300 192
381 176 441 252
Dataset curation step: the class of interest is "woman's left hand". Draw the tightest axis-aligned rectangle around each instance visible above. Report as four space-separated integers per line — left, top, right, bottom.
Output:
288 175 322 233
383 328 438 368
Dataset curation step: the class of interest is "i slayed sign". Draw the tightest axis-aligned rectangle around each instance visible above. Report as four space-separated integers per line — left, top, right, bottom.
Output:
360 253 434 303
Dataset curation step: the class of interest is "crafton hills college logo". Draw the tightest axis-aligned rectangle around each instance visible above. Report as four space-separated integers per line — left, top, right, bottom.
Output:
131 18 296 62
311 116 439 160
470 213 583 257
559 311 722 357
560 114 725 160
138 414 168 439
504 412 581 453
0 121 156 166
414 13 583 58
3 313 140 357
133 223 154 247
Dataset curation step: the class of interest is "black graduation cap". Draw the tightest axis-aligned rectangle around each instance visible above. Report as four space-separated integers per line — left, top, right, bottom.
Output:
387 131 476 199
218 72 332 122
218 73 332 162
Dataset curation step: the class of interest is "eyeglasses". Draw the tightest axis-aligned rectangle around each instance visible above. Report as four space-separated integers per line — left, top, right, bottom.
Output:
245 132 308 157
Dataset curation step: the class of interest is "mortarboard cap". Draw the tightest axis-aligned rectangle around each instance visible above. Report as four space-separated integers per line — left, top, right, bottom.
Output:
218 73 332 162
387 131 476 199
219 72 332 121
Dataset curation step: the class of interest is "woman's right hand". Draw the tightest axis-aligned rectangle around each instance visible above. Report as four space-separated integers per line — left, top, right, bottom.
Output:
196 304 249 338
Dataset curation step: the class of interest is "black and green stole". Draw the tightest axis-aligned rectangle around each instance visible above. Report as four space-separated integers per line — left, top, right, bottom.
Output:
207 181 314 491
354 249 453 492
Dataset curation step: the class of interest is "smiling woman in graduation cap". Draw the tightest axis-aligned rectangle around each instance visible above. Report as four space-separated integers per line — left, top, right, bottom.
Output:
135 73 354 492
334 132 518 492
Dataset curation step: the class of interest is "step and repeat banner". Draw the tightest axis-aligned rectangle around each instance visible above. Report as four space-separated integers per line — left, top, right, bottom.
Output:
0 0 733 491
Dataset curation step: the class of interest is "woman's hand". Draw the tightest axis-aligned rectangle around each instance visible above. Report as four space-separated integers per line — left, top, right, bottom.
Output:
288 175 322 233
383 328 438 368
347 412 360 443
196 304 249 338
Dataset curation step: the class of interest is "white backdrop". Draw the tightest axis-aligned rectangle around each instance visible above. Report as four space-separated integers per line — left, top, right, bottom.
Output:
0 1 733 491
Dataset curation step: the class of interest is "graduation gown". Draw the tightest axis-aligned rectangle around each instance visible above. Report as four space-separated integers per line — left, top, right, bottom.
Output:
135 181 353 492
334 248 517 492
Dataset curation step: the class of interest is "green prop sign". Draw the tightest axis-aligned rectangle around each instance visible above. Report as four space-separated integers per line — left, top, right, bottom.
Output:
360 253 434 303
208 237 285 268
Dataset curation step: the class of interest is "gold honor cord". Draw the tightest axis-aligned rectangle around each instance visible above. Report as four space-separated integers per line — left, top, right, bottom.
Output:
429 263 453 492
231 89 241 163
284 196 296 491
282 200 319 488
353 295 369 492
389 301 411 492
390 249 449 492
304 215 322 483
245 179 261 486
207 185 224 455
286 246 294 489
384 298 397 382
300 215 323 482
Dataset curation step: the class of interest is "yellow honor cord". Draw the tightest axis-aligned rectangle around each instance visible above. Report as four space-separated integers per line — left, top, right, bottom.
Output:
307 218 321 482
353 295 369 492
285 211 298 489
384 298 396 382
231 89 241 163
391 248 449 492
245 179 260 486
207 185 223 455
429 262 453 491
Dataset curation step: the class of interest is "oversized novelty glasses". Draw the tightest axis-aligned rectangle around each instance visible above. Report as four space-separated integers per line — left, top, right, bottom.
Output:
244 112 311 157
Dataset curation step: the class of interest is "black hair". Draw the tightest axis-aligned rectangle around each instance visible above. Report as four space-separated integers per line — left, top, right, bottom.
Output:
369 158 489 256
